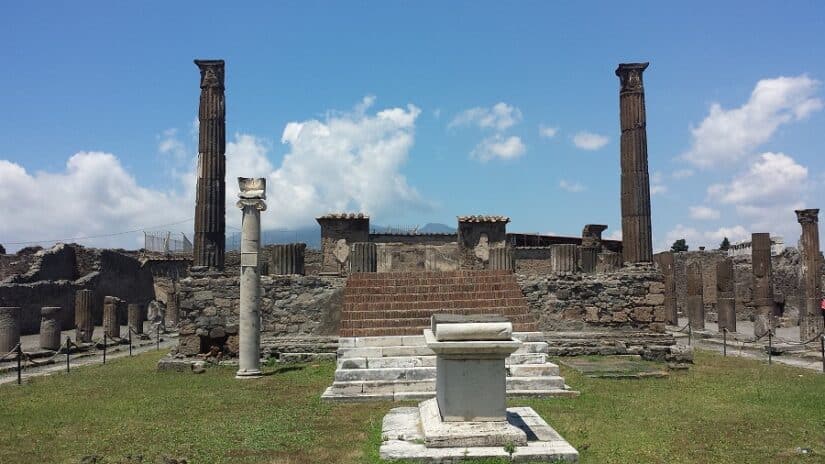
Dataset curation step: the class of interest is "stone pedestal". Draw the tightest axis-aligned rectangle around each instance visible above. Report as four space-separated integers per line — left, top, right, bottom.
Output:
350 242 377 273
236 177 267 379
128 303 143 335
616 62 653 264
103 296 121 338
40 306 62 351
75 289 95 343
269 243 306 275
551 244 578 274
716 258 736 332
796 209 823 340
0 307 21 354
751 233 775 337
686 262 704 329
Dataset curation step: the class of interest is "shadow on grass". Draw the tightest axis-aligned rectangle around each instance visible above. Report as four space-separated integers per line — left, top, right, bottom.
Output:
264 365 306 376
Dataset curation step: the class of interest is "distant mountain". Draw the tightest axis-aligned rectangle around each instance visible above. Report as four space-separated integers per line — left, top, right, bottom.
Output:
419 223 456 234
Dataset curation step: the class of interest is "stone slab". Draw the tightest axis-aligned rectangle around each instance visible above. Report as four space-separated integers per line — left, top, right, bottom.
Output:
419 398 526 448
434 322 513 341
380 403 579 462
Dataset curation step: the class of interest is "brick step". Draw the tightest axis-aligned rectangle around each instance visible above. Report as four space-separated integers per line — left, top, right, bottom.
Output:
343 289 524 302
337 333 544 348
347 270 513 281
336 342 548 360
341 307 531 322
345 283 522 295
345 276 518 288
340 314 537 330
342 298 528 312
340 323 538 337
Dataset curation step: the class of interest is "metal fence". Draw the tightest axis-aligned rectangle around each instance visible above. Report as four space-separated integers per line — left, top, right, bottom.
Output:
144 232 193 254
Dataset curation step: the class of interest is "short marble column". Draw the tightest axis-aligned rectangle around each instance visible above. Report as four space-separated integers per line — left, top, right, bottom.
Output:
796 209 823 340
350 242 377 273
654 252 678 325
751 233 775 337
236 177 267 379
269 243 306 275
75 289 95 343
165 292 180 328
686 262 705 329
103 296 121 338
0 307 21 354
128 303 143 335
716 258 736 333
40 307 62 351
550 244 578 274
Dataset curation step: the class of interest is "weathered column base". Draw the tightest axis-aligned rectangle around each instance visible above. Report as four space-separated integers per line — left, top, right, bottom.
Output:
234 368 263 380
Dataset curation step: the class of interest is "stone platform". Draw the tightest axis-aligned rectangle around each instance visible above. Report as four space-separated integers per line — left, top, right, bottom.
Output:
322 332 578 401
380 401 579 462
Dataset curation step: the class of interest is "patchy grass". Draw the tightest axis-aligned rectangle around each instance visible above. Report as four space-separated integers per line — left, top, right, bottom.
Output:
0 350 823 463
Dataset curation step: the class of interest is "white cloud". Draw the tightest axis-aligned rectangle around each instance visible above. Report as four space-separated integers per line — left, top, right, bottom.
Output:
664 224 702 250
449 102 522 131
660 223 751 251
538 125 559 138
0 98 426 249
671 169 694 179
558 179 585 193
606 229 622 241
158 128 187 159
689 205 721 220
650 171 667 195
470 135 526 162
682 75 822 167
572 131 608 150
707 152 808 215
704 225 749 244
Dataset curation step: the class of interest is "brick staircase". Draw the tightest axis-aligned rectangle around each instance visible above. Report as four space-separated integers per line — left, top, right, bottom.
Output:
322 271 577 401
340 270 538 337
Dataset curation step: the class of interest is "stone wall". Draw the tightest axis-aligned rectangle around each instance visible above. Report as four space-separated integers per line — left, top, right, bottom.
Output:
176 274 345 356
375 242 460 272
518 263 665 332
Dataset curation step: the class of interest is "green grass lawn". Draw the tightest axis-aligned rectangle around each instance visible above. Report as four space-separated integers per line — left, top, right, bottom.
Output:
0 351 823 464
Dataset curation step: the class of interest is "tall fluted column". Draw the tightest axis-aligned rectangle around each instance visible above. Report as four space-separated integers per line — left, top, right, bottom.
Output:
236 178 267 379
716 258 736 332
193 59 226 270
751 233 775 337
616 62 653 263
686 262 705 329
796 209 823 340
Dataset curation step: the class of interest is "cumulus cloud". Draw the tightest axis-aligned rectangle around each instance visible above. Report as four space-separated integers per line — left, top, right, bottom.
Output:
661 223 750 251
650 171 667 195
0 97 426 249
606 229 622 241
682 75 822 167
471 135 526 162
158 128 187 160
449 102 522 131
689 205 721 220
558 179 585 193
572 131 608 150
538 125 559 138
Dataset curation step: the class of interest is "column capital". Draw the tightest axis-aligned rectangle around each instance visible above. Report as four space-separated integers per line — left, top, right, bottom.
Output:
795 208 819 225
194 59 225 90
236 177 267 211
615 62 649 94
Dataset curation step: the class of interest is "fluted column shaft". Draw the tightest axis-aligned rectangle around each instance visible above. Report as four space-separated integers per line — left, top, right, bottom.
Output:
74 289 95 343
796 209 823 340
616 63 653 263
40 307 62 351
751 233 775 337
193 59 226 270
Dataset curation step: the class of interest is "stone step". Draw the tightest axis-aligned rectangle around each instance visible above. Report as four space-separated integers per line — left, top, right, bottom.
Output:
341 314 537 330
326 375 566 395
345 282 522 295
339 333 543 348
340 324 539 337
333 365 563 384
338 353 550 368
342 307 531 321
508 363 559 377
335 367 437 382
337 341 547 359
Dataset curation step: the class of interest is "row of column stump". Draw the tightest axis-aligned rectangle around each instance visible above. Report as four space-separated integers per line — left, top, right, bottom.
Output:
0 289 180 355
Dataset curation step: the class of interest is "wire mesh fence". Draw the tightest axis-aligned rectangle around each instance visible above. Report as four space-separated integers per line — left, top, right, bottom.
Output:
143 232 193 254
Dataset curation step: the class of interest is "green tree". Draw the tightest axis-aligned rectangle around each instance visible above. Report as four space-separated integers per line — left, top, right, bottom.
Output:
671 238 689 252
719 237 730 251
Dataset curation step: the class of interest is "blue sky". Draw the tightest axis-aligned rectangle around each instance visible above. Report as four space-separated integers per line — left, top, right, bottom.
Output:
1 1 823 252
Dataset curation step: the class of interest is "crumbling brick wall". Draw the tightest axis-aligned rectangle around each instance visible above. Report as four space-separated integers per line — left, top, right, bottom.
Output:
518 263 666 332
